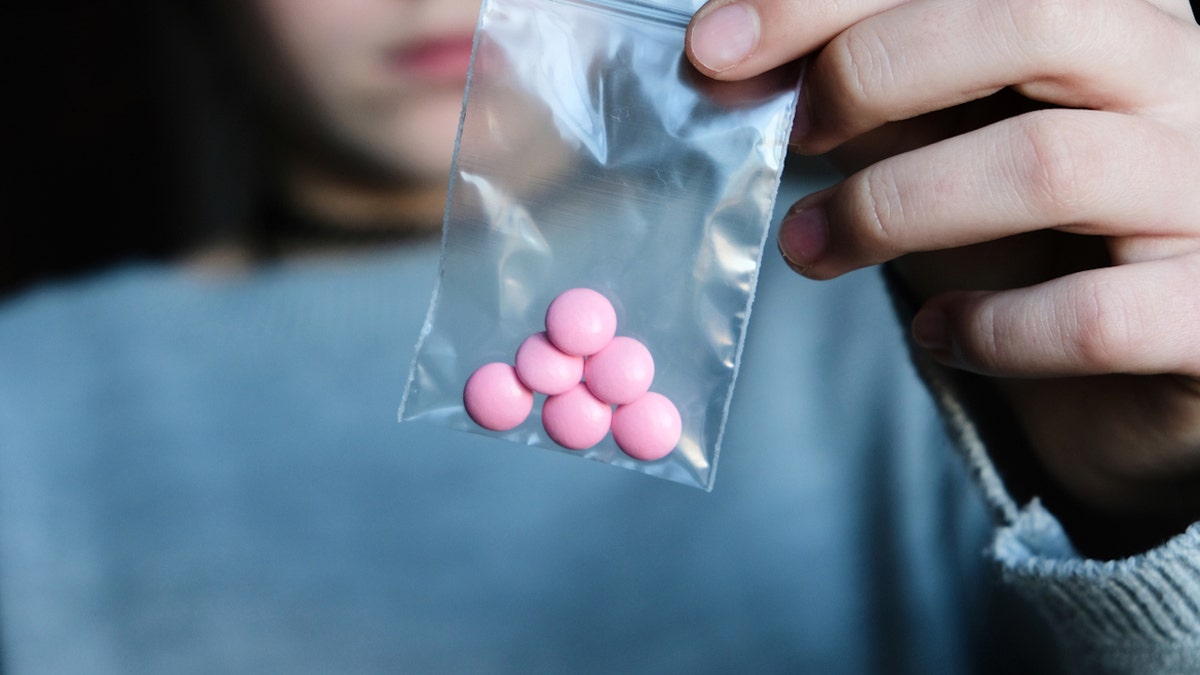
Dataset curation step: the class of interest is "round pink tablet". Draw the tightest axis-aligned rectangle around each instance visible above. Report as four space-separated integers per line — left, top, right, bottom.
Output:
463 362 534 431
544 288 617 356
583 336 654 405
515 332 584 395
541 383 613 450
611 392 681 461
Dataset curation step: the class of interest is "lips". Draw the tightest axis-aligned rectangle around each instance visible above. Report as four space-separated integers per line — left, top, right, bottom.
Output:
389 34 475 82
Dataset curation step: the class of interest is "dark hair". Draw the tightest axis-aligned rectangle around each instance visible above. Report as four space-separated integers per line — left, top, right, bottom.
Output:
2 0 263 296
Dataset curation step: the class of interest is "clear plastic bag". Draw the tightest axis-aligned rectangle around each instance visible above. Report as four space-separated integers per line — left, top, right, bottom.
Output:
399 0 801 490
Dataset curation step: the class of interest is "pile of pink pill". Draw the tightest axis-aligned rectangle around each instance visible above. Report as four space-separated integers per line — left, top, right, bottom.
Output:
463 288 682 461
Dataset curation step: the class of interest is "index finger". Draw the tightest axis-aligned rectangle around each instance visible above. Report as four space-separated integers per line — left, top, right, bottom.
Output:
685 0 908 78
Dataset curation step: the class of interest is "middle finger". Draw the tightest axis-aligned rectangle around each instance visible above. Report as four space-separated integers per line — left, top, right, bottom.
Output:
778 109 1200 279
795 0 1197 153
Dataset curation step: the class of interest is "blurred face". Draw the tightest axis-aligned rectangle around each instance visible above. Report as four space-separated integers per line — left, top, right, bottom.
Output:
253 0 482 184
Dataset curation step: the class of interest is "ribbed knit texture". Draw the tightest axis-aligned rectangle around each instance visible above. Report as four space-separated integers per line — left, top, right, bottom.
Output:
909 343 1200 673
995 507 1200 674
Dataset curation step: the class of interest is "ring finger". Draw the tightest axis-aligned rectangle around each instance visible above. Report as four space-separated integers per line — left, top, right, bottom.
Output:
778 108 1200 279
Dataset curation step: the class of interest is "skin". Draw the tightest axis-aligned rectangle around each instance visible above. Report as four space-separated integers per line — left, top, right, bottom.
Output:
245 0 482 227
244 0 565 231
686 0 1200 534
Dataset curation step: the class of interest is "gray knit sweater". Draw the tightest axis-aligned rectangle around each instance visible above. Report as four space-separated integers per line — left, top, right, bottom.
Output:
0 178 1197 672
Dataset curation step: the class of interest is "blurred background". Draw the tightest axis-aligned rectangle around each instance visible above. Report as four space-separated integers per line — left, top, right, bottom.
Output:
5 2 227 294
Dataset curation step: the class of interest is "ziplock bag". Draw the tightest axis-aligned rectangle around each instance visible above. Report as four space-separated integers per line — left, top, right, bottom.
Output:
399 0 801 490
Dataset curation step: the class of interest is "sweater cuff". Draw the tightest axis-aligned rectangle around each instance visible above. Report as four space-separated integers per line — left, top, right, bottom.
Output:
882 266 1200 671
915 328 1200 672
993 502 1200 673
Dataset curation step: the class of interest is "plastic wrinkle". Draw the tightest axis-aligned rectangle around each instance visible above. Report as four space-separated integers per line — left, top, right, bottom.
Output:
400 0 801 490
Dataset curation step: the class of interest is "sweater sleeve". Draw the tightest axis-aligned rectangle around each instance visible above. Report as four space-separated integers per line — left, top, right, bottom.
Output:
994 503 1200 674
886 268 1200 674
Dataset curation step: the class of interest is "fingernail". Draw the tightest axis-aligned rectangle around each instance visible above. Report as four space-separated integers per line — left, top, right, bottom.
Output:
778 202 828 274
690 3 759 73
912 308 951 354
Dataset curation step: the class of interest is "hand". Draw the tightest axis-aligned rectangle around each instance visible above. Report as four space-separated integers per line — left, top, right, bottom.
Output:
686 0 1200 546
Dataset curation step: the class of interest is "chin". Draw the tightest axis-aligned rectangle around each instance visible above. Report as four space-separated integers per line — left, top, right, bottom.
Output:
381 91 465 183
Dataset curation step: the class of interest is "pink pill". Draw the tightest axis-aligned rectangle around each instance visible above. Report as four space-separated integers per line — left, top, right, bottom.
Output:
583 336 654 405
611 392 681 461
541 383 613 451
463 362 534 431
545 288 617 356
515 332 584 395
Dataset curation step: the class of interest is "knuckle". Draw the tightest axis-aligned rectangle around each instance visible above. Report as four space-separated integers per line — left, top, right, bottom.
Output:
846 166 906 259
1012 114 1096 220
1177 257 1200 370
1003 0 1091 59
959 301 1016 373
1067 280 1137 370
823 27 893 115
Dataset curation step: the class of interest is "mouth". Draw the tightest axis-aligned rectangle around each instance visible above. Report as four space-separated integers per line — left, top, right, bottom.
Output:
388 34 476 83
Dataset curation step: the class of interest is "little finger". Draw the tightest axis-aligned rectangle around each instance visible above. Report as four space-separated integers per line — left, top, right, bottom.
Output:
912 255 1200 377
